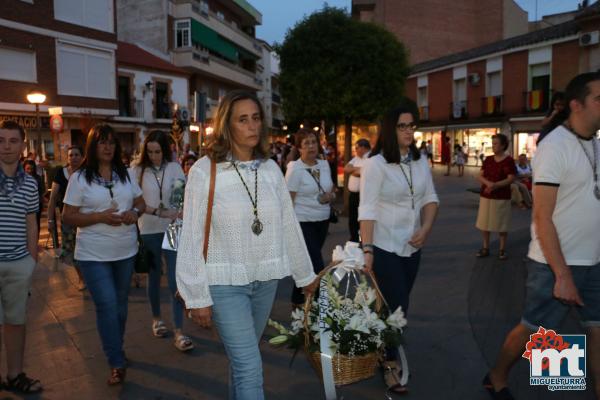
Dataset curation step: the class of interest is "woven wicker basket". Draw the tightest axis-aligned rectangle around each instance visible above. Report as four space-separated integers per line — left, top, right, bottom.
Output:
307 350 380 385
303 261 386 386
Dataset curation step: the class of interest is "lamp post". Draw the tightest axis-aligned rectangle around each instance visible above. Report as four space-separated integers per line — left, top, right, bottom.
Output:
27 91 46 157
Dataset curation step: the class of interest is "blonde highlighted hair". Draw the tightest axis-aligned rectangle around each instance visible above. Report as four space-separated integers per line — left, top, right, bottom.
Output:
207 90 269 162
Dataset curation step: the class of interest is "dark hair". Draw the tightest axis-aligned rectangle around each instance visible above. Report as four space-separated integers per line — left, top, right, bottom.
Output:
80 124 129 184
208 90 269 162
67 145 83 155
0 120 26 139
23 159 36 170
138 130 173 169
371 104 421 164
181 153 197 169
294 128 319 148
356 138 371 150
492 134 509 151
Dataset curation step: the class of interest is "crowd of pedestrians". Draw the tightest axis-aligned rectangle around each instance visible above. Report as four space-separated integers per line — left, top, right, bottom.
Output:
1 72 599 399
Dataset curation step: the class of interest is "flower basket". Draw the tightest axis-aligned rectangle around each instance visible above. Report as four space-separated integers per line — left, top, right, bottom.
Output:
301 259 387 385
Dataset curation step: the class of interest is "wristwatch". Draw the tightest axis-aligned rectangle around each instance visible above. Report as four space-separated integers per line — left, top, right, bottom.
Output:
132 207 141 217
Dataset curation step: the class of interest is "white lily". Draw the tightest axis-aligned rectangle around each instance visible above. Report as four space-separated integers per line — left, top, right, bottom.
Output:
386 307 408 330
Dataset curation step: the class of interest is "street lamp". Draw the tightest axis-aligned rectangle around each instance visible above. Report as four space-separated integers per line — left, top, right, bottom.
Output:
27 91 46 157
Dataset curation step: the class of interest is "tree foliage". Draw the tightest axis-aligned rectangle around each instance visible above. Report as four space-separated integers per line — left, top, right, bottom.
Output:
278 7 410 124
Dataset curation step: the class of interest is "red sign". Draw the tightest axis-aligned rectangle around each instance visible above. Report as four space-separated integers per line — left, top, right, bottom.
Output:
49 115 64 134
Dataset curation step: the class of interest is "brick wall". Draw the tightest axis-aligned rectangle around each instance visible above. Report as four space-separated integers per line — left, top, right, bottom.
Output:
502 50 528 114
552 40 580 92
466 60 486 118
405 77 417 103
428 69 452 122
365 0 508 65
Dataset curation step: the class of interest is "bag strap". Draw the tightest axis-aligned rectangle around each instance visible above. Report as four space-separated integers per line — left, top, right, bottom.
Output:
202 159 217 261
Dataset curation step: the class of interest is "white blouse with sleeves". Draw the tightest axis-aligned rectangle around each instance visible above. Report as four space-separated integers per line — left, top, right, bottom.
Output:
285 159 333 222
129 162 186 235
175 156 317 308
358 154 439 257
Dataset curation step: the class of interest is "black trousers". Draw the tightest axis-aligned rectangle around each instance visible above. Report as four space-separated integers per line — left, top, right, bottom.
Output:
348 191 360 243
291 220 330 305
373 246 422 360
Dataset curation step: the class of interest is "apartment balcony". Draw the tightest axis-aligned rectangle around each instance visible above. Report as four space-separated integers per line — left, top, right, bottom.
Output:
172 1 262 58
115 99 144 120
449 101 468 120
481 95 503 116
272 92 281 104
418 106 429 121
523 90 549 113
173 48 261 90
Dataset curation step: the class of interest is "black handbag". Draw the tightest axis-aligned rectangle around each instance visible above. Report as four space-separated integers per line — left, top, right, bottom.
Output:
134 226 155 273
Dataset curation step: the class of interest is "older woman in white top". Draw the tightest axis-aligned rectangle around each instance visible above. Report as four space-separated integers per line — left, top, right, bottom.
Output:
359 104 439 394
176 90 317 399
285 129 335 306
130 130 192 351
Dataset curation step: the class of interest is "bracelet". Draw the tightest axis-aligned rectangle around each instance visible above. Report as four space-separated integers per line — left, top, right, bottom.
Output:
362 243 374 250
363 250 373 255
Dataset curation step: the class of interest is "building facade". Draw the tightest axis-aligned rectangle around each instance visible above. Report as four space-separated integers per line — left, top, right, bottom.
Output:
117 0 263 145
351 0 528 65
257 41 284 136
403 5 600 164
112 42 190 157
0 0 119 162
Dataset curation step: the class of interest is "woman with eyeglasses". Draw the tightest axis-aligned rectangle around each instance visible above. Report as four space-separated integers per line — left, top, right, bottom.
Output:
285 128 335 307
63 124 145 385
359 103 439 394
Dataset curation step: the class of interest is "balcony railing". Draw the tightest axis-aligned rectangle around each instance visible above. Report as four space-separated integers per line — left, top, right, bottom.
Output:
418 106 429 121
523 90 549 113
118 99 144 118
481 95 503 116
449 101 468 120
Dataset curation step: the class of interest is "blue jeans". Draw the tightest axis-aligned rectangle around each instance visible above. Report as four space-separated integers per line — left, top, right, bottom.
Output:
141 233 182 329
78 256 135 368
210 280 279 400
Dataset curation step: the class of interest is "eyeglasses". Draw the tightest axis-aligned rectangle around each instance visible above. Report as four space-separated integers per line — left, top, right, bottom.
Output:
396 123 417 131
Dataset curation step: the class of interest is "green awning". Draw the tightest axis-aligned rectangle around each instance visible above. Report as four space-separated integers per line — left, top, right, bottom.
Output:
191 20 238 62
238 46 259 60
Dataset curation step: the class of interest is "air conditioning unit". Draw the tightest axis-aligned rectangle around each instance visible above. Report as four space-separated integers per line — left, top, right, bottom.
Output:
579 31 599 47
468 73 481 86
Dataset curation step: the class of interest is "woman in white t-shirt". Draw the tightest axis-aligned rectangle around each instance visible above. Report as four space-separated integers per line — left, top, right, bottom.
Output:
130 130 192 352
359 105 439 394
63 124 145 385
285 129 335 306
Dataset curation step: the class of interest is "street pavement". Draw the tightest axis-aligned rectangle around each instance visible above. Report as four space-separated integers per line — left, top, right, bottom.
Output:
13 166 595 399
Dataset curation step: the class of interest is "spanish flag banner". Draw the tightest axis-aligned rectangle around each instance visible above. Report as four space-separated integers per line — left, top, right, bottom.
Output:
528 90 542 111
486 97 496 114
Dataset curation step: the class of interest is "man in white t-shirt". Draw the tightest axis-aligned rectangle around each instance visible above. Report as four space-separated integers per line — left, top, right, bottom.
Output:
344 139 371 242
485 72 600 399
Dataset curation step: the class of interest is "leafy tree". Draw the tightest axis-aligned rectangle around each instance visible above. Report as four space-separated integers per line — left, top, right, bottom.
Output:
278 6 410 165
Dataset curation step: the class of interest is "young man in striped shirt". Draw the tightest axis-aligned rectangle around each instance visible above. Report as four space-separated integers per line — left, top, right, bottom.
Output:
0 120 42 393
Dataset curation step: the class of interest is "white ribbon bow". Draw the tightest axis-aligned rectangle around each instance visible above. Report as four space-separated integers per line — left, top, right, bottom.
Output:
330 242 364 284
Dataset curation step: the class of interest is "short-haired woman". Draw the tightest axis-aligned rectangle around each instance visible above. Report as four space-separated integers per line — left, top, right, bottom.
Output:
47 146 84 289
130 130 192 351
176 90 317 399
285 129 335 307
63 124 145 385
181 153 197 178
360 104 439 394
475 134 516 260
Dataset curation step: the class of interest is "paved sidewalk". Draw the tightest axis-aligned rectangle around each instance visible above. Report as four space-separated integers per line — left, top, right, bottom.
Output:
13 166 595 399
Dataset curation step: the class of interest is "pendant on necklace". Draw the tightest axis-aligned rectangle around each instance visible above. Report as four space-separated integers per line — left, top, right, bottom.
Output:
595 185 600 200
252 218 263 236
159 202 165 210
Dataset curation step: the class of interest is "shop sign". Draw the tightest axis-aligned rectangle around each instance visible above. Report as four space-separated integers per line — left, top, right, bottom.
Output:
0 114 50 129
50 115 64 134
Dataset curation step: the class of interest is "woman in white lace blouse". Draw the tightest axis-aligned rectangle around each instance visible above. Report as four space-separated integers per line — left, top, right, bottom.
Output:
176 90 317 399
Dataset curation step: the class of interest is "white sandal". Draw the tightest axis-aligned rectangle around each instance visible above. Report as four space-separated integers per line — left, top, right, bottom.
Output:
174 334 194 352
152 320 168 338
